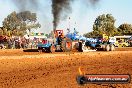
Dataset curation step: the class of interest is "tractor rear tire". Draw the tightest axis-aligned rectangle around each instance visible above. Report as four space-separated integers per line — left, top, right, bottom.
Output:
105 44 110 51
61 38 72 52
110 44 115 51
122 44 126 47
102 45 106 51
38 47 43 52
78 42 83 52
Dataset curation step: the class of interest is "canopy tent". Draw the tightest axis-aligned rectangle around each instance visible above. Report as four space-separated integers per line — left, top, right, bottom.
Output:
30 36 47 40
24 32 47 40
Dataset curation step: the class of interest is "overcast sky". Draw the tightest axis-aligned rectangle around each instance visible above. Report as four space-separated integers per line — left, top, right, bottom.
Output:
0 0 132 35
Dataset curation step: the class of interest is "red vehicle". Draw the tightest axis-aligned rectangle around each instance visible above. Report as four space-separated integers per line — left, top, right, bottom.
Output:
0 36 7 49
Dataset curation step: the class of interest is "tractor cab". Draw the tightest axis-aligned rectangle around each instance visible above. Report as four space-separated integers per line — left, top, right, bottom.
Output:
55 30 64 38
55 30 64 45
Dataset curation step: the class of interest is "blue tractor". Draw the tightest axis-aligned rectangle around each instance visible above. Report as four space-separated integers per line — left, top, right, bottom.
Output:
78 36 115 52
37 29 75 52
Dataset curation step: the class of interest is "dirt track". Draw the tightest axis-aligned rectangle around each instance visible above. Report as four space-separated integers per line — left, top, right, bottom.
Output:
0 48 132 88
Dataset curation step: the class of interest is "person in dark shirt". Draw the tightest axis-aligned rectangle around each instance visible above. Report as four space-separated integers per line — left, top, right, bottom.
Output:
57 35 63 45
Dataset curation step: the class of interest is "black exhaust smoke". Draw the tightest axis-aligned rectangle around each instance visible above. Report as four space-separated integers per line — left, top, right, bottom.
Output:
51 0 100 32
51 0 73 32
12 0 39 11
12 0 100 32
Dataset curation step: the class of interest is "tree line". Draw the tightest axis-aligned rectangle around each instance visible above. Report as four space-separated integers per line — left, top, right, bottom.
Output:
0 11 41 37
84 14 132 38
0 11 132 38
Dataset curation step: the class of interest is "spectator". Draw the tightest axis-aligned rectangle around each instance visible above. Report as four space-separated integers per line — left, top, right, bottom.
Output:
8 39 12 49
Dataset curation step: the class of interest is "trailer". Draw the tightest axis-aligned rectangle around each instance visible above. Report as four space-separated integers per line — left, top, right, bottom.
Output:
78 37 115 52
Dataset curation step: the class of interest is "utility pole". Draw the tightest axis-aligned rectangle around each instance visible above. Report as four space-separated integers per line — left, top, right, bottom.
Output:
68 17 71 30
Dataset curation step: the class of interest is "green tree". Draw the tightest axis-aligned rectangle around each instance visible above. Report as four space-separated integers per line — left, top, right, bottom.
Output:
0 27 11 36
84 14 118 38
2 11 41 37
84 31 100 38
117 23 132 35
93 14 117 36
0 27 3 36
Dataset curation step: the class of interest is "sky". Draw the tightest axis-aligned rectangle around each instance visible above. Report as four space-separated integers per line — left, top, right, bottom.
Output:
0 0 132 35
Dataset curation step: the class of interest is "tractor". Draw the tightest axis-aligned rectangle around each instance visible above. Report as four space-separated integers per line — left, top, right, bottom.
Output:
37 30 74 52
92 34 115 51
78 34 115 52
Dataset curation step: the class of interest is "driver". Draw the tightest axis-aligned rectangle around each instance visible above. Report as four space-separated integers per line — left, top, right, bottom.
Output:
57 33 63 45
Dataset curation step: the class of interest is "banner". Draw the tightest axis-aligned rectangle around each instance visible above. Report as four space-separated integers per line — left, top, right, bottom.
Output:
30 33 47 36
